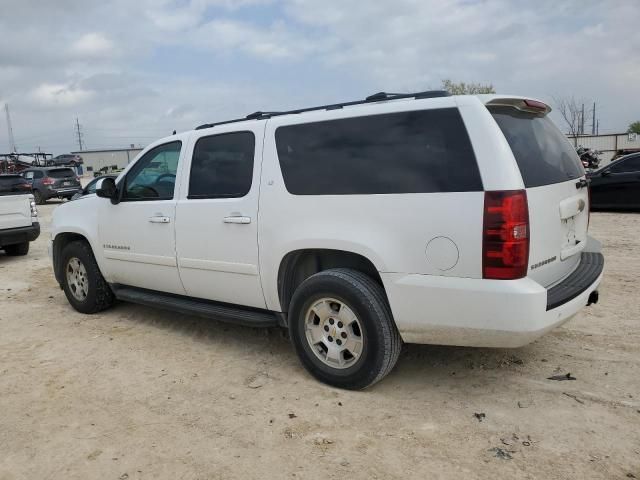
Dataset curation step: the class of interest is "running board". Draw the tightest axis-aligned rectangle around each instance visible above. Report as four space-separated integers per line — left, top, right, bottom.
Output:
111 285 279 328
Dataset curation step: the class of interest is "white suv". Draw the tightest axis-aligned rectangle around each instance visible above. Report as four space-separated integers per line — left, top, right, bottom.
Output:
50 91 604 389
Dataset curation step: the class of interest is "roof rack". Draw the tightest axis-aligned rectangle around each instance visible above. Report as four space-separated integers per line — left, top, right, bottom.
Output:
195 90 450 130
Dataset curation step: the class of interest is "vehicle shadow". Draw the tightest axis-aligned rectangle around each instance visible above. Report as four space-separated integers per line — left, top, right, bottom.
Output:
109 300 535 391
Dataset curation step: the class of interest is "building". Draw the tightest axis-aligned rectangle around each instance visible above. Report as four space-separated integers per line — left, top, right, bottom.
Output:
567 132 640 166
70 146 144 174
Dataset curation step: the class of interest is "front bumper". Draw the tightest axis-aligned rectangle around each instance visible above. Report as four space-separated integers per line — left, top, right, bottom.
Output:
0 222 40 247
382 252 604 348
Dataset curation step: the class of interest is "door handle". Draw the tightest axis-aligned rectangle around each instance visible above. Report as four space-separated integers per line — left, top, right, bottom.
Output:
149 216 171 223
223 216 251 224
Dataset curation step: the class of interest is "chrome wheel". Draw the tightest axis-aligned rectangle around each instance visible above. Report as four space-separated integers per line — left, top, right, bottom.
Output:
66 257 89 301
304 298 364 369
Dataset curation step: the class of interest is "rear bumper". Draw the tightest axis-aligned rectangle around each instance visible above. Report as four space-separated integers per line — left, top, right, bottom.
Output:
382 253 603 348
0 222 40 247
44 187 81 198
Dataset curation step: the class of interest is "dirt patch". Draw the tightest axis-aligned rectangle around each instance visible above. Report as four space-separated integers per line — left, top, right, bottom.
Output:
1 203 639 479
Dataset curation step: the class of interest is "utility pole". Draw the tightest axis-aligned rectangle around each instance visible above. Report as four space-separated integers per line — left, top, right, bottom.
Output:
591 102 596 135
580 103 585 135
74 117 84 151
4 103 17 152
596 119 599 135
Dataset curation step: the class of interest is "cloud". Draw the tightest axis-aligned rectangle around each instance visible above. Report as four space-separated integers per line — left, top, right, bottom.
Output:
31 83 93 107
71 33 115 58
0 0 639 154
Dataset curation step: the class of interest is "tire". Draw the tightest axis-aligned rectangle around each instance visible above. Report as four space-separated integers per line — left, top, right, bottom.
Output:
288 268 402 390
33 189 45 205
4 242 29 256
60 240 114 314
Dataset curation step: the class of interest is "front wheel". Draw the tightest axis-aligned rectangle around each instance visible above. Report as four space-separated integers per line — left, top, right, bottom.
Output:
60 240 114 314
289 268 402 390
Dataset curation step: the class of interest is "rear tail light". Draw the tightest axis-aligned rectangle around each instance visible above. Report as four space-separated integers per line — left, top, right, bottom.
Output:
42 177 55 185
483 190 530 280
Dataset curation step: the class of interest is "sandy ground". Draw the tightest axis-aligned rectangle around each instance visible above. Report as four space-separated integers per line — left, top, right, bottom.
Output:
0 200 639 480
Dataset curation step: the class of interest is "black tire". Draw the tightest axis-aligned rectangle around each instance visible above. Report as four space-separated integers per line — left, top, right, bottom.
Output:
60 240 114 314
33 189 45 205
4 242 29 256
289 268 402 390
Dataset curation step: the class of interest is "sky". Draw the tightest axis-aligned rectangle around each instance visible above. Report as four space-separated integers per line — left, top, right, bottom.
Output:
0 0 638 155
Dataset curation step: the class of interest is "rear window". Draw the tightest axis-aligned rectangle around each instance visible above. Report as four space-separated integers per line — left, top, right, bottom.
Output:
490 107 584 188
275 108 482 195
48 168 75 179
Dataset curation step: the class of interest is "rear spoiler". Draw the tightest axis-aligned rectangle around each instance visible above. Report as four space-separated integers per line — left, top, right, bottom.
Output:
480 96 552 115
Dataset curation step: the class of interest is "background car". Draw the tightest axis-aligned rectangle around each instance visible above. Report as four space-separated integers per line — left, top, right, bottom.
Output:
47 154 83 166
588 153 640 210
21 167 82 204
70 174 117 200
0 174 32 195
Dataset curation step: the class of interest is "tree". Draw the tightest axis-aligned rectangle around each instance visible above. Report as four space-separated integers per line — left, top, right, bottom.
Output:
441 79 495 95
554 96 583 139
628 121 640 134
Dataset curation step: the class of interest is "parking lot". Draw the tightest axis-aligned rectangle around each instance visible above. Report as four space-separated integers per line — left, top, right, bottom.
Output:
1 202 638 479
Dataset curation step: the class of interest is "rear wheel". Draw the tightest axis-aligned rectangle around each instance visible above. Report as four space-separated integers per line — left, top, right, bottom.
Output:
289 268 402 390
60 240 114 313
33 189 44 205
4 242 29 256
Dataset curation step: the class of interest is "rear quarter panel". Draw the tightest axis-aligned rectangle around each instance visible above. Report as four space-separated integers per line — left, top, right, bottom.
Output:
259 98 490 312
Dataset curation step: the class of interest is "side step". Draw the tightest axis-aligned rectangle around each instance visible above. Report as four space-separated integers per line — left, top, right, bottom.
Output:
111 285 279 328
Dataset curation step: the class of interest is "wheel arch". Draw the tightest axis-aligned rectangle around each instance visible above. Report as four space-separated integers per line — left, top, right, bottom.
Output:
52 232 92 286
277 248 385 313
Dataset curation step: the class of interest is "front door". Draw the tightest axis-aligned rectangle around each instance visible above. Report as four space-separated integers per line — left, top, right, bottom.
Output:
98 140 186 295
175 125 266 308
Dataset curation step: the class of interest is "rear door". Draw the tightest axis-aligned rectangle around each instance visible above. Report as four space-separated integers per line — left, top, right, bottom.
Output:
597 156 640 207
489 105 587 287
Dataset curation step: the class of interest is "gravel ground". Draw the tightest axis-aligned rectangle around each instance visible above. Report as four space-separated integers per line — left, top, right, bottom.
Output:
1 201 639 480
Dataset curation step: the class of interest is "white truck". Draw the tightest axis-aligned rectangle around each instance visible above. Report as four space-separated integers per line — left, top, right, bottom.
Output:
49 91 604 389
0 174 40 256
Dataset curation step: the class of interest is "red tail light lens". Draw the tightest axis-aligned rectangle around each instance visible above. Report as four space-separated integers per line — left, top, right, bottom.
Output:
483 190 529 280
42 177 55 185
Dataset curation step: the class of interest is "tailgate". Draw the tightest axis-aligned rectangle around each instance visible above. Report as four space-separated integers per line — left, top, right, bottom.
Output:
0 194 33 230
527 179 589 287
488 101 588 287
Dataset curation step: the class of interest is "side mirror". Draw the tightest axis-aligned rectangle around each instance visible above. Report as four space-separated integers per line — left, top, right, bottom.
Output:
95 177 119 204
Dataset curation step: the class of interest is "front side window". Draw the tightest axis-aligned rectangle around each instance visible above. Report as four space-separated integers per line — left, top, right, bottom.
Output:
123 141 182 200
609 156 640 173
275 108 482 195
188 132 255 199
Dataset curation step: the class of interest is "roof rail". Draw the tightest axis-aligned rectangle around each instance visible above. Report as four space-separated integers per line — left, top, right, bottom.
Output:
195 89 450 130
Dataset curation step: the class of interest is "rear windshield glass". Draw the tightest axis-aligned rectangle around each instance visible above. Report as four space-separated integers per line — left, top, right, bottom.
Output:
490 107 584 188
48 168 76 178
276 108 482 195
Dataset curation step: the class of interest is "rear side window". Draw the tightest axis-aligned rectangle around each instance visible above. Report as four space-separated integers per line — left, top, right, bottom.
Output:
188 131 255 199
275 108 482 195
490 107 584 188
48 168 75 179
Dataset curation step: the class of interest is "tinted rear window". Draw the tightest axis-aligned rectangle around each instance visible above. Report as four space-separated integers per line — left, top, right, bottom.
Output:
48 168 75 178
275 108 482 195
490 107 583 188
